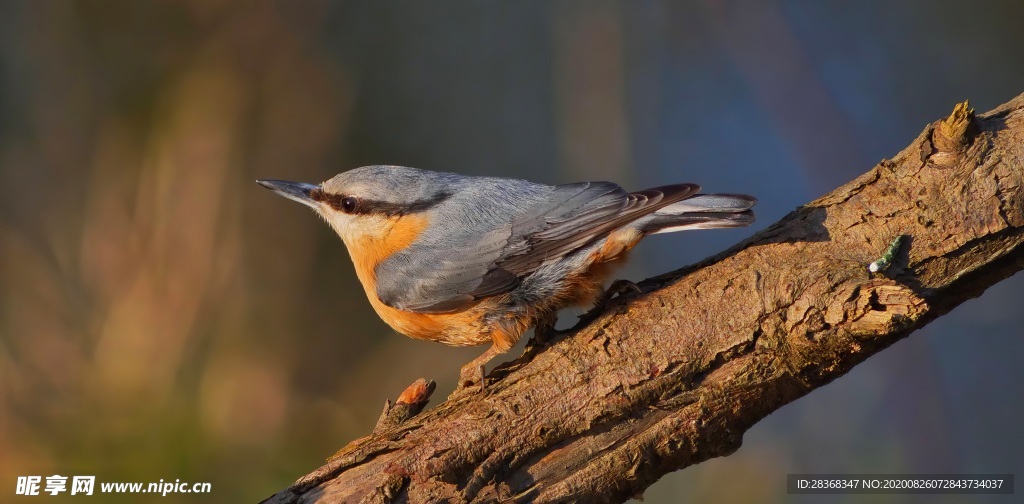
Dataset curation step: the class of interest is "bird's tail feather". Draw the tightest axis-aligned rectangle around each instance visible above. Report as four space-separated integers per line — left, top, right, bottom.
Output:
642 193 756 234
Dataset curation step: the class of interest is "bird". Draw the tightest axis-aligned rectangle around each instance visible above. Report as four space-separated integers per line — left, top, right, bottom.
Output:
257 166 755 389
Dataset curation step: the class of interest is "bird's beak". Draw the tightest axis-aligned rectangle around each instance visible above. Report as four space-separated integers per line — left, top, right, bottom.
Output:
256 179 320 210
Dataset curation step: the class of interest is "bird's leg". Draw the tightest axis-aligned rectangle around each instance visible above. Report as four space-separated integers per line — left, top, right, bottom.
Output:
521 311 559 360
601 278 642 305
576 279 642 327
533 310 558 345
456 343 503 392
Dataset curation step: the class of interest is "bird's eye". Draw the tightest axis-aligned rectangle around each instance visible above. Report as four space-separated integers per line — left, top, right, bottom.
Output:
341 196 358 213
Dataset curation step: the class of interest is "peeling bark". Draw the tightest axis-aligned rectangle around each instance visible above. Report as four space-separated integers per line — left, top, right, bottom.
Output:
262 94 1024 504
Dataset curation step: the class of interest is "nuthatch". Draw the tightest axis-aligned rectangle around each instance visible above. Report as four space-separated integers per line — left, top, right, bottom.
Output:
258 166 755 388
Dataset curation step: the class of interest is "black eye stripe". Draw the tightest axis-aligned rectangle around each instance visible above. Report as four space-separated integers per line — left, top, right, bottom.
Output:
310 188 451 217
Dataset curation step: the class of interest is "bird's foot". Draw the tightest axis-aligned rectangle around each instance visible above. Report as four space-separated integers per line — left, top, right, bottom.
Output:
454 363 487 394
532 311 558 345
575 279 642 327
521 311 559 361
450 344 503 397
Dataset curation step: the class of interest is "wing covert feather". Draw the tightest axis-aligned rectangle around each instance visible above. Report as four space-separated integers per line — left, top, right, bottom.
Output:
377 181 699 313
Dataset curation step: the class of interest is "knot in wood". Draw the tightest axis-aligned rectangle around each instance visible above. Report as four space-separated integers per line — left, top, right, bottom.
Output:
825 280 927 336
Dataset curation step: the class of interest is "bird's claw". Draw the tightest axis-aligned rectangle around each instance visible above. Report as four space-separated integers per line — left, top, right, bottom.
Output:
576 279 642 327
452 363 487 397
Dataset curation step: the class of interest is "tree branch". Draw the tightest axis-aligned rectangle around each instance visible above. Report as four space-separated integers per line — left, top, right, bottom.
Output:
262 93 1024 503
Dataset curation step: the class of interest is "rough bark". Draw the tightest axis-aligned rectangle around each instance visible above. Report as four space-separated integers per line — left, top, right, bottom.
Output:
262 94 1024 503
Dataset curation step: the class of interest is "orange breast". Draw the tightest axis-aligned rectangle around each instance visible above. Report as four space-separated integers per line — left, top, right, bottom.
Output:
343 218 646 349
344 214 490 346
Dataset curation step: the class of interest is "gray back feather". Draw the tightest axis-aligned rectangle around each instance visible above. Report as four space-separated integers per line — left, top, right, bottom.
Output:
374 168 699 313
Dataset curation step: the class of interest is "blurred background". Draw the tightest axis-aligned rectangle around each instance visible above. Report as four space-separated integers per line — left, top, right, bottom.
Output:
1 1 1022 502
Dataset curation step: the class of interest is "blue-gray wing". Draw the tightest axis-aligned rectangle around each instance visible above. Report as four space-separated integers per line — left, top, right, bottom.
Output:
375 181 700 313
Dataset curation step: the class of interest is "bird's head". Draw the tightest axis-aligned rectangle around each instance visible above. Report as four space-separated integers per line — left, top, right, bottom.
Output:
257 165 454 246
